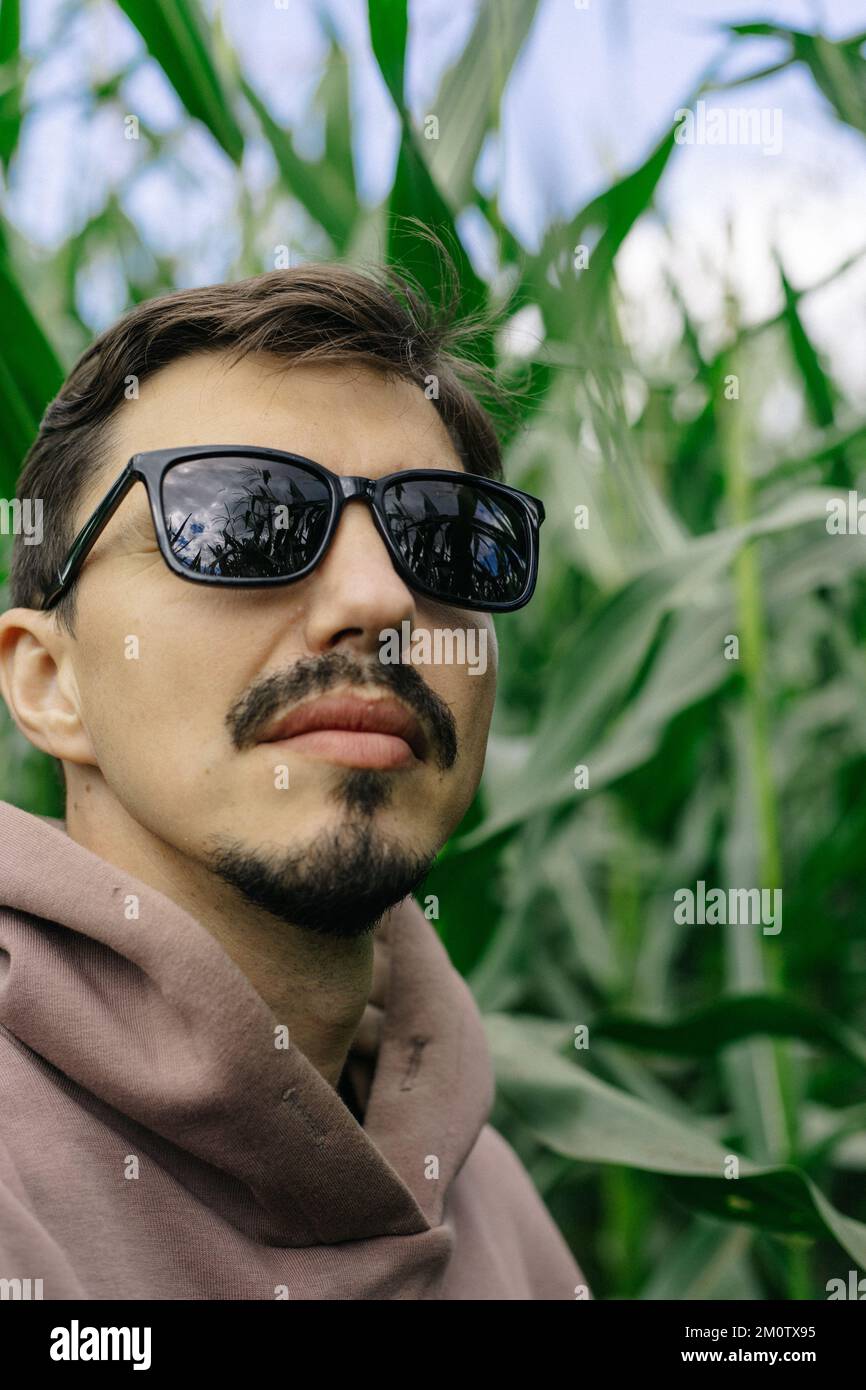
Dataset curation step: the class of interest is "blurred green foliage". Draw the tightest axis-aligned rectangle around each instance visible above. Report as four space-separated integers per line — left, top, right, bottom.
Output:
2 0 866 1299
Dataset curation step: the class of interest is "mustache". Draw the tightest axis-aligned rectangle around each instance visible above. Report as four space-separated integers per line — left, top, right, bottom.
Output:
226 652 458 771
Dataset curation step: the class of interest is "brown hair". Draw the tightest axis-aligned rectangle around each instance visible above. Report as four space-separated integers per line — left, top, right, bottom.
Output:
10 242 513 634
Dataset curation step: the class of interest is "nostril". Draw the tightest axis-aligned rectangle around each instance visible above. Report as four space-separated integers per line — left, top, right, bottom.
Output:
328 628 363 647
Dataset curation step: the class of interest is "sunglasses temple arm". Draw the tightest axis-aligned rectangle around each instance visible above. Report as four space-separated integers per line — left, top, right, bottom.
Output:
42 468 137 610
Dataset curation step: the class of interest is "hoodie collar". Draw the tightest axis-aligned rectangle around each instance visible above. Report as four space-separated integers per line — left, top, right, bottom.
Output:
0 799 493 1245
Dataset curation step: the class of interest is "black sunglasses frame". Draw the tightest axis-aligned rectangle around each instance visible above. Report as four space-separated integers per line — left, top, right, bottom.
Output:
41 445 545 614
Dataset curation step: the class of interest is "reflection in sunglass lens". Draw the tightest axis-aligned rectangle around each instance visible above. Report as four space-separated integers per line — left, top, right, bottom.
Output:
381 477 530 605
161 458 331 578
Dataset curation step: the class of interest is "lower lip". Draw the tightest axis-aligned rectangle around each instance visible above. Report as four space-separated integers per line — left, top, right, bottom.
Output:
261 729 419 768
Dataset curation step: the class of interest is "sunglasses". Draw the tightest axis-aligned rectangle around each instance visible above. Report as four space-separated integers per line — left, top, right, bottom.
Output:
41 446 545 614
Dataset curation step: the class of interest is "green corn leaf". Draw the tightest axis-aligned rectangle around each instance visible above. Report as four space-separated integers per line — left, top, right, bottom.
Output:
638 1224 759 1300
0 0 22 172
367 0 489 329
776 260 835 430
0 0 18 62
525 113 684 337
593 995 866 1072
487 1012 866 1269
366 0 407 112
729 24 866 136
319 27 356 214
241 73 357 252
459 490 852 850
0 239 64 494
425 0 540 209
116 0 244 163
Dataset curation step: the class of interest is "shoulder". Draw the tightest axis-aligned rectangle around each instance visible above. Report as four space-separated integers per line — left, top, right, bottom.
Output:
448 1123 592 1299
0 1136 86 1298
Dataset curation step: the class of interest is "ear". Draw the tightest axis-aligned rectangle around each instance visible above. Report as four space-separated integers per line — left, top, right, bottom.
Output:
0 607 97 765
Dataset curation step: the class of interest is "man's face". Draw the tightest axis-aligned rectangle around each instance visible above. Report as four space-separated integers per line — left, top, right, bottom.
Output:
58 352 497 932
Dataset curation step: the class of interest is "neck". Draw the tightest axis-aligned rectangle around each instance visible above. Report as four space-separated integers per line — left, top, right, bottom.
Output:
64 790 373 1090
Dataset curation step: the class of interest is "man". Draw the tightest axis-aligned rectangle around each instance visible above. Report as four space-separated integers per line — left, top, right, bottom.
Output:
0 262 588 1299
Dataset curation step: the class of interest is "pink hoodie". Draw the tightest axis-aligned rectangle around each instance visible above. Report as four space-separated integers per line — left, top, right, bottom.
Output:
0 800 587 1300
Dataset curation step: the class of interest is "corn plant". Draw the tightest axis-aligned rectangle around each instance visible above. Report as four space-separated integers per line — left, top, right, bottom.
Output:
1 0 865 1299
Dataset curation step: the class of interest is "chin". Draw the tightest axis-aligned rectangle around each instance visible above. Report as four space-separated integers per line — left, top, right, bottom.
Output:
203 812 438 939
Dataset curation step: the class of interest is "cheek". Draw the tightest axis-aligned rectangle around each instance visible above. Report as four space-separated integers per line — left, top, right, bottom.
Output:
467 669 497 753
462 619 497 709
74 606 243 769
439 647 497 761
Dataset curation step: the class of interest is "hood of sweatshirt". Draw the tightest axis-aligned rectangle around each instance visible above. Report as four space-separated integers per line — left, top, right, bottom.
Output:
0 799 494 1248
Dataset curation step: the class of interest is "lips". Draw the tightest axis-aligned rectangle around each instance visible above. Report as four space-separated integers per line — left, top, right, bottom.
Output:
256 692 429 767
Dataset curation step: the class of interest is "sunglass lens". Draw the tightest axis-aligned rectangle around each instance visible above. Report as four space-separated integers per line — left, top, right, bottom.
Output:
161 458 331 578
381 477 530 606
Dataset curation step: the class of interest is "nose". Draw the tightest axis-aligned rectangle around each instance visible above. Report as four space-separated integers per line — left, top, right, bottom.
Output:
301 493 416 657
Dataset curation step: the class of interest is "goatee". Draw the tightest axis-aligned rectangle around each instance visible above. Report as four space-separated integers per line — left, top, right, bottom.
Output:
207 804 434 938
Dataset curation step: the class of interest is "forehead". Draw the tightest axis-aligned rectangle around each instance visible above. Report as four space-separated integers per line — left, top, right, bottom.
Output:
82 350 464 517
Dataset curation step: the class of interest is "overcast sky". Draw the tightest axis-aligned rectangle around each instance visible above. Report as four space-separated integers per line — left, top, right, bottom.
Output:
6 0 866 401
